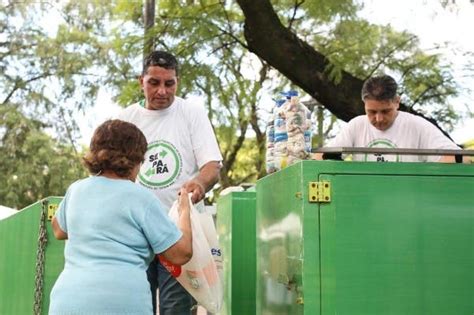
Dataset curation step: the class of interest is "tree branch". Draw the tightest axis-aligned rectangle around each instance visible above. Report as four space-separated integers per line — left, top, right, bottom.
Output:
365 35 418 80
2 73 53 105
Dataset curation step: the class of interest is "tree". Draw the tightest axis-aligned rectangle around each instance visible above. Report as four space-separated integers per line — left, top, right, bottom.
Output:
0 105 87 209
0 1 101 207
0 1 118 150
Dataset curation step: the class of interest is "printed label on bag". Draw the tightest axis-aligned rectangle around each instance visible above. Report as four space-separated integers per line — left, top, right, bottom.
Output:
211 248 221 257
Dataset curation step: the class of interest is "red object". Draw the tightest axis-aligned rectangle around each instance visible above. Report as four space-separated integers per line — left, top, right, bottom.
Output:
158 255 182 277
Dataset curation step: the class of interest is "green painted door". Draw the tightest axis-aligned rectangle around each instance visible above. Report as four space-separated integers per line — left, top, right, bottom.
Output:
320 174 474 314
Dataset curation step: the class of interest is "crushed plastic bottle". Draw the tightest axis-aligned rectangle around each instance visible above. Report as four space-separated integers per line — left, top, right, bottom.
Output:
265 101 277 174
265 90 313 174
272 98 287 172
282 91 310 165
304 106 313 154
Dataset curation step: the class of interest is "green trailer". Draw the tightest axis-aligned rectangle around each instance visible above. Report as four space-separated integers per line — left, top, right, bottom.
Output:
0 197 64 315
256 160 474 315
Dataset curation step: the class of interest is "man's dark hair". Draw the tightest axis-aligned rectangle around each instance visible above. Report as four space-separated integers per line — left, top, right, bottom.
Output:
361 75 398 101
142 51 179 76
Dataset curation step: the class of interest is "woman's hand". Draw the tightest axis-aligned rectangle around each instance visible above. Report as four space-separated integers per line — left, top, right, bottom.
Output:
177 187 190 214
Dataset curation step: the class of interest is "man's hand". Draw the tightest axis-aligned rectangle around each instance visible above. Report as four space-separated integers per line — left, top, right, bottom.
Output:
182 179 205 204
181 161 220 204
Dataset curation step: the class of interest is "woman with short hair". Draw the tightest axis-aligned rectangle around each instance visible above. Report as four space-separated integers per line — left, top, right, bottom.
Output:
49 119 192 315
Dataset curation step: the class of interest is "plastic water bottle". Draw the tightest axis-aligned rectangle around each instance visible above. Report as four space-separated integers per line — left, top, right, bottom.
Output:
265 108 276 173
304 106 313 154
273 98 288 171
266 98 288 173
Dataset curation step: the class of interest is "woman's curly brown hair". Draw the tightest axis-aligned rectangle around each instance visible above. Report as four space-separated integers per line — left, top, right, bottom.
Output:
83 119 147 177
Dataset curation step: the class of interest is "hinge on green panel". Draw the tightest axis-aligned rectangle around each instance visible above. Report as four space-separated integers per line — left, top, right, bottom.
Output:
308 181 331 203
47 203 58 221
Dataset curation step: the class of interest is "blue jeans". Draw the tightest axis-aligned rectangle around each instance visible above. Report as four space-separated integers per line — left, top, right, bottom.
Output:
147 259 197 315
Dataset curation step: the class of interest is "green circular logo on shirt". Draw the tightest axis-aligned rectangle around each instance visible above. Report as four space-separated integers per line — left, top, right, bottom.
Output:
138 140 182 189
366 139 400 162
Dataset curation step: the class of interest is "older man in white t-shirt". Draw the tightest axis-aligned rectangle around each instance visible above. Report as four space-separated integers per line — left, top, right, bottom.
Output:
118 51 222 315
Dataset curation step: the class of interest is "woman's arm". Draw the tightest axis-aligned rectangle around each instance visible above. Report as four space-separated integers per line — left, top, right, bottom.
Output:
52 216 68 240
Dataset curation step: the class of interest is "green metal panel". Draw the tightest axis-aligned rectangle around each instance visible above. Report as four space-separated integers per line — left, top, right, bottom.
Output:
0 197 64 315
256 160 474 315
256 164 306 315
217 191 257 315
320 174 473 314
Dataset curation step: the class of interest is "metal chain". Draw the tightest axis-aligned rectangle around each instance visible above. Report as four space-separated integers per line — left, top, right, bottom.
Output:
33 200 48 315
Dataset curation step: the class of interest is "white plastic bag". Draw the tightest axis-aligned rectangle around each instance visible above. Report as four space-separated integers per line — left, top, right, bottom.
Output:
159 197 223 313
197 210 223 289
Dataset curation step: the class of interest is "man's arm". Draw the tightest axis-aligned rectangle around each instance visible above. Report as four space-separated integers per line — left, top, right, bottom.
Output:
182 161 221 204
312 153 324 160
439 155 456 163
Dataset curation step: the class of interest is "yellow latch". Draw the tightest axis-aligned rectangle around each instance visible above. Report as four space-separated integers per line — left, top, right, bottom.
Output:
47 204 58 221
308 181 331 203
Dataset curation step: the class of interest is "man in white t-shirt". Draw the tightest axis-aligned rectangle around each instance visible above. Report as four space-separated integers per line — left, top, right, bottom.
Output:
118 51 222 315
319 74 459 162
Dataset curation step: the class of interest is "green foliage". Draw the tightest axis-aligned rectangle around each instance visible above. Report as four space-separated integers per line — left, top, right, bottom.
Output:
0 105 87 209
0 1 108 143
215 126 260 183
270 0 359 26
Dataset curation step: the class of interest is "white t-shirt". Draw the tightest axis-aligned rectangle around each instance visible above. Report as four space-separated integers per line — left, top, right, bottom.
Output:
326 111 460 162
117 97 222 210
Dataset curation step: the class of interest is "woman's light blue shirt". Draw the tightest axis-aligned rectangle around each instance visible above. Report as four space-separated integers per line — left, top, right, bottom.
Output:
49 176 182 315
